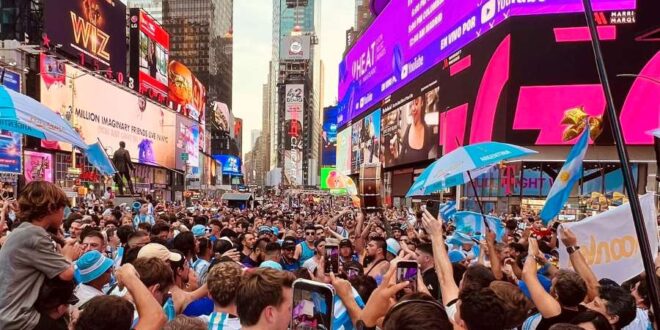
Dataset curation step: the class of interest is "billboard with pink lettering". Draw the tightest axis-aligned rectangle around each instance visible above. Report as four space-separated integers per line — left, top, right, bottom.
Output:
337 0 637 127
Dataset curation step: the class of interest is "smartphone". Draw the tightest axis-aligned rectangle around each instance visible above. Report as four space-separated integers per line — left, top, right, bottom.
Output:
324 245 339 274
396 261 419 299
292 279 335 330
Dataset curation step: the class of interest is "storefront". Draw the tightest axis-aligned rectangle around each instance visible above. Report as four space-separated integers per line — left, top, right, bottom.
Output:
462 160 647 217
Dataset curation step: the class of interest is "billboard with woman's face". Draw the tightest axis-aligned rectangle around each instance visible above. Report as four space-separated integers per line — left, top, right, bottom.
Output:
381 86 439 168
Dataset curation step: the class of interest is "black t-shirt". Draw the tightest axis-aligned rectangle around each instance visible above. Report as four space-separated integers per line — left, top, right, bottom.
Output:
537 305 587 330
241 255 259 268
422 267 442 301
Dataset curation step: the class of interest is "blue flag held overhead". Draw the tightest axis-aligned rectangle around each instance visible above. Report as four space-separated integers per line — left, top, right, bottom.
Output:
453 211 506 242
438 201 457 222
539 127 590 224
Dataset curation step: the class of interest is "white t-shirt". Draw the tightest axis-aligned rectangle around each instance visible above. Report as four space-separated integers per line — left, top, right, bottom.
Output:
302 257 319 273
74 284 104 308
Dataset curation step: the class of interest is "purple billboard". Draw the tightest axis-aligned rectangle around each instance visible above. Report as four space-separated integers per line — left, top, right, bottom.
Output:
337 0 636 127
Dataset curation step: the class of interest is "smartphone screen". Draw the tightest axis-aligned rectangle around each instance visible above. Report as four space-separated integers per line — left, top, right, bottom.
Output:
396 261 418 299
292 280 334 330
324 245 339 274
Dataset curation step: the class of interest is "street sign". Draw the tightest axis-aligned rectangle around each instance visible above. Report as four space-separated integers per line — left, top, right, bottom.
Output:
180 153 188 161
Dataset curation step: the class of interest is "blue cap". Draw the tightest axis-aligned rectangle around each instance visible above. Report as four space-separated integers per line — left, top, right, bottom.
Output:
192 225 207 237
258 226 273 235
75 251 114 284
271 227 280 237
260 260 283 270
448 250 467 263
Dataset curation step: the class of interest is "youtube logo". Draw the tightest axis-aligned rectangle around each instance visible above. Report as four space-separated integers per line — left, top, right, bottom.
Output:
481 0 496 24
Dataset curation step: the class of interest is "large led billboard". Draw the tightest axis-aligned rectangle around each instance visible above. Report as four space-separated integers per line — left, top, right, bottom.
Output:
351 109 381 173
168 60 206 123
284 84 304 185
0 70 22 174
44 0 127 74
129 8 169 103
336 127 352 176
40 64 177 168
24 151 53 183
337 0 636 127
175 115 200 173
381 84 439 168
213 155 242 175
433 13 659 150
322 106 338 166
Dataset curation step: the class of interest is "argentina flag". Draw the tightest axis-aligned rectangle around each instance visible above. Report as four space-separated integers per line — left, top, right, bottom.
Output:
438 201 457 222
539 128 590 224
453 211 505 242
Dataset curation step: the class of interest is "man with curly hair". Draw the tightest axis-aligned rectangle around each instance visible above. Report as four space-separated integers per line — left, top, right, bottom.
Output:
201 261 243 329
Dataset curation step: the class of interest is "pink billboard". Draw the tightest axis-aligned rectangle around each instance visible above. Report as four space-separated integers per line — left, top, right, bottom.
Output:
24 151 53 183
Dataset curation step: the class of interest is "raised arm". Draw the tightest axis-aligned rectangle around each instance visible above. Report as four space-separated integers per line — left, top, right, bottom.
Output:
560 226 599 302
486 229 503 280
521 238 562 318
421 210 459 304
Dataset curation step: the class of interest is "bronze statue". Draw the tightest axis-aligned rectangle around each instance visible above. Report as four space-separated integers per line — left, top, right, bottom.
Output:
112 141 135 195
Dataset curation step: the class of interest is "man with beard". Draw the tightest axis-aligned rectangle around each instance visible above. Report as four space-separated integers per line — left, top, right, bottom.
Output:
239 233 256 263
242 238 269 269
363 237 390 281
0 181 82 329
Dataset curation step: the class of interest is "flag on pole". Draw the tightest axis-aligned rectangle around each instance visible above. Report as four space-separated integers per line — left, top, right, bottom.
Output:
453 211 505 242
539 128 590 224
438 201 457 222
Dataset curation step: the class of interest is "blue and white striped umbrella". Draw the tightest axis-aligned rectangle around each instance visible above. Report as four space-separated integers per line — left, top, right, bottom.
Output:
0 85 116 175
407 141 537 197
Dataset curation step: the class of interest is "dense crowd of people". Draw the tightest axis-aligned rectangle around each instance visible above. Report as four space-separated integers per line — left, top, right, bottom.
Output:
0 180 657 330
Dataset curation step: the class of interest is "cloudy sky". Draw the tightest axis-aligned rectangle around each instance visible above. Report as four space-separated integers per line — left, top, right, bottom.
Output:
233 1 354 156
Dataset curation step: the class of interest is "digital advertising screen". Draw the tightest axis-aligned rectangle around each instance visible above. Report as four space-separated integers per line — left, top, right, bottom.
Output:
336 126 352 176
337 0 636 127
320 167 348 195
0 70 23 174
322 106 338 166
129 8 169 103
23 151 53 183
351 109 381 173
168 60 206 123
213 155 242 175
213 102 231 132
380 84 439 168
0 129 22 174
175 115 200 173
44 0 127 74
284 84 305 185
40 64 177 168
433 10 658 151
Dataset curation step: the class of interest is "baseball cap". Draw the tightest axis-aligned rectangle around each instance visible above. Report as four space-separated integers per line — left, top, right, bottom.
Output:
386 238 401 256
258 226 273 235
138 243 183 263
260 260 283 270
282 240 296 250
74 251 114 284
271 226 280 236
192 224 207 238
339 239 353 248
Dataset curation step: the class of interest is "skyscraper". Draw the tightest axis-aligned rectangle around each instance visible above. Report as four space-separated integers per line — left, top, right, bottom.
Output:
355 0 372 33
163 0 233 109
269 0 320 186
127 0 164 23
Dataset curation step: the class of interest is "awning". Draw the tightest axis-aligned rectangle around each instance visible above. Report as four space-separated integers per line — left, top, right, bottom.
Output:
221 193 253 201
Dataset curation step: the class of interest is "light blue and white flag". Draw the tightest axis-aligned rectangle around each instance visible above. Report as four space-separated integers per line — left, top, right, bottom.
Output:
438 201 457 222
453 211 505 242
539 128 590 224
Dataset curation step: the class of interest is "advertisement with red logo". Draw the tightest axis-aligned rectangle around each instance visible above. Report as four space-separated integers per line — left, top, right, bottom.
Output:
44 0 127 74
168 60 206 123
129 8 169 103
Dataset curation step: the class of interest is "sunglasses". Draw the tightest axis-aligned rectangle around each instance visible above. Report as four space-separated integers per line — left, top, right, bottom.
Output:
305 232 316 236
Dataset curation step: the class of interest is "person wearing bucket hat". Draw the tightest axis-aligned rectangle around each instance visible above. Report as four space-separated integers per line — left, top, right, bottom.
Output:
260 260 283 270
191 224 207 238
385 237 401 260
74 250 114 308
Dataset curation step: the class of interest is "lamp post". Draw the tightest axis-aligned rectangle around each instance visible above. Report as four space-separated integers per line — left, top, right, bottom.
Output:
582 0 660 324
